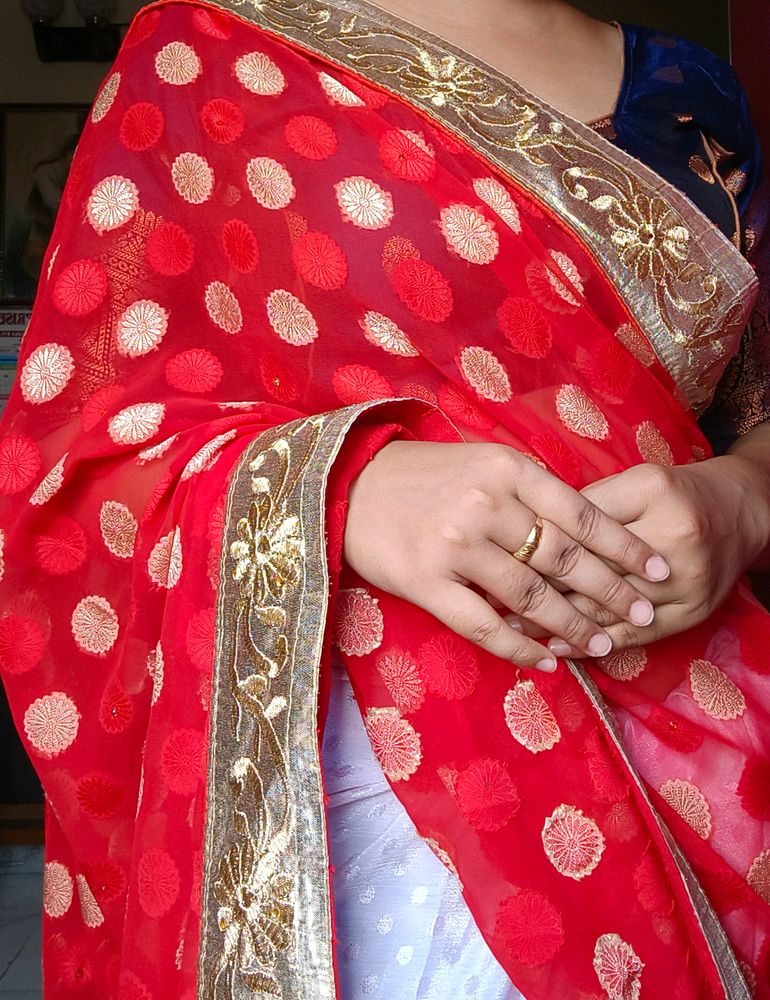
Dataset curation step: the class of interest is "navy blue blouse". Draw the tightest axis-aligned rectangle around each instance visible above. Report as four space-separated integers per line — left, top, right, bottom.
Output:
590 23 769 449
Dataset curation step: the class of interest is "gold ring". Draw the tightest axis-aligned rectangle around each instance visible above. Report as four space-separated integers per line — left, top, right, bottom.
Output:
512 515 544 564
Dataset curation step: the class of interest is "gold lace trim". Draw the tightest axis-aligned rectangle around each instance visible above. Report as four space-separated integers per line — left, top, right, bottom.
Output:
199 402 390 999
199 0 756 413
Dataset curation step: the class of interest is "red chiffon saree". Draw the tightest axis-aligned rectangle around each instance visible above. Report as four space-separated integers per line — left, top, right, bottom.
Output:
1 1 769 996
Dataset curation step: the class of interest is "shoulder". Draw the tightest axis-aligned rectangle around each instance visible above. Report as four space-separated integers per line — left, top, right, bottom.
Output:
621 22 745 110
619 23 760 187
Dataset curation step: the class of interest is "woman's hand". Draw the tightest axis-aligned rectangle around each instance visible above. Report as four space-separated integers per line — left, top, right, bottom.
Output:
343 440 669 671
533 451 770 658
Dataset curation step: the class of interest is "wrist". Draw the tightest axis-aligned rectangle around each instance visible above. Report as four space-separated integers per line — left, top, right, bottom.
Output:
703 454 770 571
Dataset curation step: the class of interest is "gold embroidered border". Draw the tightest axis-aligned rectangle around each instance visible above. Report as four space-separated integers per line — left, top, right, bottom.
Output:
199 401 390 1000
565 659 751 1000
191 0 756 414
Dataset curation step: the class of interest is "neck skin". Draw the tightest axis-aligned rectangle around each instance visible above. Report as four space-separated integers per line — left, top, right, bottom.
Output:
363 0 624 124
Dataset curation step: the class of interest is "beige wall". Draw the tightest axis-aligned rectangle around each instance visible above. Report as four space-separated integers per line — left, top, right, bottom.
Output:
0 0 731 107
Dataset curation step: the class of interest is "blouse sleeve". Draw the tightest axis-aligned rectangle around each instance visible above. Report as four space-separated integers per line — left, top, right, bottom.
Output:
698 83 770 453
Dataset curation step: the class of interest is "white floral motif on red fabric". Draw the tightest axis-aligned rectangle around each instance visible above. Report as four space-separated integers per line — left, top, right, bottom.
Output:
333 588 383 656
659 778 713 838
365 707 422 781
71 596 119 654
541 804 605 880
23 691 80 756
43 861 74 917
593 933 644 1000
20 343 74 404
504 680 561 753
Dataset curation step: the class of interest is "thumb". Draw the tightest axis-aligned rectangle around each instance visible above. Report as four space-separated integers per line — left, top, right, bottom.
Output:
581 469 649 525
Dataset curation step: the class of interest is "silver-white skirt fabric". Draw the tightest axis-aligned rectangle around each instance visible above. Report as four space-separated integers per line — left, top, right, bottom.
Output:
322 653 524 1000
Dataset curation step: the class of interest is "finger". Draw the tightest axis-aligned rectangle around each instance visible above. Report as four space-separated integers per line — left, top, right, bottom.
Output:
581 466 665 527
513 461 670 582
468 542 615 658
521 519 656 627
543 602 688 659
423 581 558 671
504 591 623 642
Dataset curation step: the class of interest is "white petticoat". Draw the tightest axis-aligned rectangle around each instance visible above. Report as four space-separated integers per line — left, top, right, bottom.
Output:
322 654 525 1000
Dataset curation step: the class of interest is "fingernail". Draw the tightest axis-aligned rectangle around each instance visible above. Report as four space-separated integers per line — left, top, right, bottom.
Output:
629 600 654 627
548 639 572 657
505 616 524 632
588 633 613 657
535 657 558 673
645 556 670 582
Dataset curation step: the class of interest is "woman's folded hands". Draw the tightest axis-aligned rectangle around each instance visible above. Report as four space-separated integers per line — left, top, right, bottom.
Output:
343 439 669 672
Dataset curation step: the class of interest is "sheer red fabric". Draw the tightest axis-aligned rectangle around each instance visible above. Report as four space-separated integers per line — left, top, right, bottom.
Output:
0 2 768 997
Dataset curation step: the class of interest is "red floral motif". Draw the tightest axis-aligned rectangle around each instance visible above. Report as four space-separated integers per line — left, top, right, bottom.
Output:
284 115 337 159
119 102 164 150
52 259 107 316
365 707 422 781
632 853 669 914
455 757 520 832
418 633 479 700
222 219 259 272
333 588 383 655
191 7 232 38
541 804 605 879
529 431 581 487
165 349 223 392
82 859 126 903
186 608 216 670
76 773 125 818
146 221 194 276
136 849 180 917
437 383 495 431
161 727 205 794
379 128 436 181
200 98 245 143
260 353 300 402
497 296 552 359
581 340 637 399
0 435 40 494
81 385 125 432
118 971 152 1000
593 933 644 1000
99 680 134 734
738 756 770 820
376 649 425 713
0 615 47 675
695 859 754 915
292 230 348 289
381 235 420 274
34 515 87 575
495 889 564 966
331 364 393 405
390 258 453 321
645 705 704 753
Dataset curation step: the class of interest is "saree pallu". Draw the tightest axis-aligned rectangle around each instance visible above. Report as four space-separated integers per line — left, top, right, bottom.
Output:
1 0 769 996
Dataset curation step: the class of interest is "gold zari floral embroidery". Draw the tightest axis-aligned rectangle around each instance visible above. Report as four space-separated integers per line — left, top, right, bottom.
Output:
200 403 389 999
213 0 757 413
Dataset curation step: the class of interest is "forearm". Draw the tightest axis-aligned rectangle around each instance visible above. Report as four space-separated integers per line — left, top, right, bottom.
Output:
725 420 770 570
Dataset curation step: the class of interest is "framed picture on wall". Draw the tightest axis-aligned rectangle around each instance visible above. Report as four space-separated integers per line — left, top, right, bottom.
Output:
0 103 89 305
